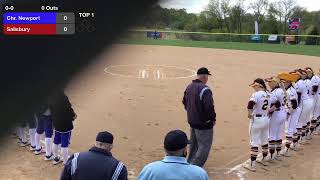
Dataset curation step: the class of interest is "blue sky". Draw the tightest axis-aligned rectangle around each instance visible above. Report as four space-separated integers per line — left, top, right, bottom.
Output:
160 0 320 13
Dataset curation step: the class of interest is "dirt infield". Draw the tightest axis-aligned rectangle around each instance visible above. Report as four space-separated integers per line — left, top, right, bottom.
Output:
1 44 320 180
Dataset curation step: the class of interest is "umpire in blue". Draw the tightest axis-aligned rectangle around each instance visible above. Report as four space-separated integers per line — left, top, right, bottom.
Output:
182 67 216 167
138 130 209 180
60 131 128 180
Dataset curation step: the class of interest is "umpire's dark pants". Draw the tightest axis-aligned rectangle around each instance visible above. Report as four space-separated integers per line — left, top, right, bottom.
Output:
188 128 214 167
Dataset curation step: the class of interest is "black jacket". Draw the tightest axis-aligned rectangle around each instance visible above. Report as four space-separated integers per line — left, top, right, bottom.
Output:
183 79 216 130
60 147 128 180
49 91 76 132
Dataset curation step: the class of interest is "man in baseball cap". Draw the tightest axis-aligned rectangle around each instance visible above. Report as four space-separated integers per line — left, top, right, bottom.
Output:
138 130 209 180
197 67 212 76
182 67 216 167
60 131 128 180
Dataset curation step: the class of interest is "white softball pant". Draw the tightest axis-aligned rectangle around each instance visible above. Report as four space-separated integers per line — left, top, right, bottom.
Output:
269 110 287 141
285 107 302 137
249 116 270 147
297 99 313 128
312 94 320 119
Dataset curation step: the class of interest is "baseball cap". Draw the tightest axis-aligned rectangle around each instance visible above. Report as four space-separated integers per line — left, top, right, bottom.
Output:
249 78 266 88
265 76 280 83
305 67 313 72
96 131 114 144
197 67 212 75
296 69 307 75
164 130 190 151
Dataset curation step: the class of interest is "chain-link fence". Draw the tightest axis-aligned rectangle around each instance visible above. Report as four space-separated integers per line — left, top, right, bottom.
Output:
125 30 320 45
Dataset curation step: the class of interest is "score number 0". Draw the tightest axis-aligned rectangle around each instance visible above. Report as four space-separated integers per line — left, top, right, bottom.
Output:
63 16 68 32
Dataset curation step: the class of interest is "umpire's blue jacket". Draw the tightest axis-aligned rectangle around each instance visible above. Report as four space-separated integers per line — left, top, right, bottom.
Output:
183 79 216 130
60 147 128 180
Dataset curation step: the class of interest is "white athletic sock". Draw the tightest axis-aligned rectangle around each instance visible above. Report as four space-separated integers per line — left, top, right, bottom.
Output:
61 147 68 164
29 128 36 147
35 133 42 150
53 144 60 158
45 138 52 156
20 128 27 143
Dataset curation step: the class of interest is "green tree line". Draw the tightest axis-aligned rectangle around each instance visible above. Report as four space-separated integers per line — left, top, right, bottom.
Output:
136 0 320 35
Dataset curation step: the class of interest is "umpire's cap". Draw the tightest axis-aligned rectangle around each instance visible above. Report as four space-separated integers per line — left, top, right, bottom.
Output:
164 130 190 151
197 67 212 75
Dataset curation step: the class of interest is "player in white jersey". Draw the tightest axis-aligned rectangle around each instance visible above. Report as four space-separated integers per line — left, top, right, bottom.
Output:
265 77 287 161
304 68 314 139
278 73 301 155
305 67 320 136
294 69 313 144
243 78 271 172
314 69 320 133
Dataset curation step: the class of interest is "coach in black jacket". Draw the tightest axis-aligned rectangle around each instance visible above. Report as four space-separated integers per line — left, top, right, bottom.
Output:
60 131 128 180
49 90 77 165
183 67 216 167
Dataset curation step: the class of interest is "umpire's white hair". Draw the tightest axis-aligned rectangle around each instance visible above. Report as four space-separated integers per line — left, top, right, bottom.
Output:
197 74 208 78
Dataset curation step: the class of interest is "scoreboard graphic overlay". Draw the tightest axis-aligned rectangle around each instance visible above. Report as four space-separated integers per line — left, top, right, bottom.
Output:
1 3 95 36
4 12 75 35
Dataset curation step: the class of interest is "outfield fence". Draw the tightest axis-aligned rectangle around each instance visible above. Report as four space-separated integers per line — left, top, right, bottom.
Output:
126 29 320 45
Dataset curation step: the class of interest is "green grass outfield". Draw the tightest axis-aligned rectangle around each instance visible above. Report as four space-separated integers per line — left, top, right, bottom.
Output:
120 39 320 57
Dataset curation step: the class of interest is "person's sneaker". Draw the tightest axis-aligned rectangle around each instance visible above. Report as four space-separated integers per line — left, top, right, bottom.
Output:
45 154 54 161
302 136 311 143
268 155 276 163
300 139 307 145
34 148 44 155
30 146 36 151
306 134 312 140
291 144 302 151
243 161 256 172
53 157 63 165
19 141 30 147
256 158 269 166
274 154 283 161
281 150 291 157
304 139 311 144
11 133 18 138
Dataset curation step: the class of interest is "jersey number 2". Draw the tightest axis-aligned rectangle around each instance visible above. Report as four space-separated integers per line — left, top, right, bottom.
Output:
262 100 268 110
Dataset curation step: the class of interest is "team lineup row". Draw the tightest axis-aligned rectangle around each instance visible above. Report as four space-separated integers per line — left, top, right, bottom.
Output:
13 90 76 165
244 68 320 172
11 67 320 178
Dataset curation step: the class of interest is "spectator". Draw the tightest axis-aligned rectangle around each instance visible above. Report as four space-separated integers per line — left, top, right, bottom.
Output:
138 130 209 180
183 67 216 167
60 131 128 180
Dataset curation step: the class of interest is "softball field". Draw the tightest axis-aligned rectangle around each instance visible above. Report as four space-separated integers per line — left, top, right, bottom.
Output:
1 44 320 180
